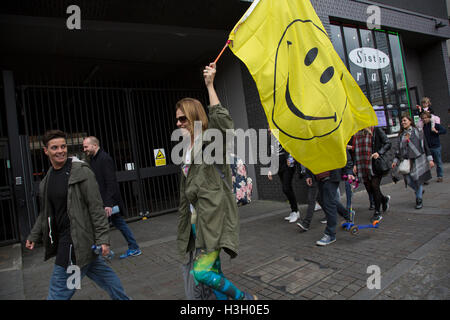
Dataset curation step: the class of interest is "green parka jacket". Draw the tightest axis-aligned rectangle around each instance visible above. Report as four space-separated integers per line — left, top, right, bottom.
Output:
177 104 239 263
28 157 109 268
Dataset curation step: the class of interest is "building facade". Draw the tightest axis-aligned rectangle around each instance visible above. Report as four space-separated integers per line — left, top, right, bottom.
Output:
1 0 449 245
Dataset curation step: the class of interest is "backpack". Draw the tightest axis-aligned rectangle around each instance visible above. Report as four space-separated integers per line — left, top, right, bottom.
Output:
229 153 253 206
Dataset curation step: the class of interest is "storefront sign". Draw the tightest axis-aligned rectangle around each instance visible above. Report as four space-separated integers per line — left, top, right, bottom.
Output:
349 47 390 70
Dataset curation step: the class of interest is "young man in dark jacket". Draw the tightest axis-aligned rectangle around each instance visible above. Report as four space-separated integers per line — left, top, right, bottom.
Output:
26 130 129 300
83 136 141 259
421 111 447 182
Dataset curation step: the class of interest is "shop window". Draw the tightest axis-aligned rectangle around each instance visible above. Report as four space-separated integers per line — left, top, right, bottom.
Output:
389 34 409 108
343 27 368 97
330 25 346 65
330 23 411 135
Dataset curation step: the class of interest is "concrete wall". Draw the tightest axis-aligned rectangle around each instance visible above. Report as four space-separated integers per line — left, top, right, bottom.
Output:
419 40 450 162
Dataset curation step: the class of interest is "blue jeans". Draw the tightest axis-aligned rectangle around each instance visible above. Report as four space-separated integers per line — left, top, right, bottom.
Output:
318 180 340 239
47 256 130 300
430 147 443 178
405 174 423 200
110 214 139 250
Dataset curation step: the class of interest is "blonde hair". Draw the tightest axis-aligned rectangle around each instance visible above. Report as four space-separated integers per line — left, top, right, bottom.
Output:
175 98 208 136
421 97 431 105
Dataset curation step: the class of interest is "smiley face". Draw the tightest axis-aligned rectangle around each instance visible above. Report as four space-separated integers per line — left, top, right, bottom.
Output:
271 19 348 140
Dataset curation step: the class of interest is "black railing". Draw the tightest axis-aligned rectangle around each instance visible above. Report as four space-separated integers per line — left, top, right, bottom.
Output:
17 81 208 220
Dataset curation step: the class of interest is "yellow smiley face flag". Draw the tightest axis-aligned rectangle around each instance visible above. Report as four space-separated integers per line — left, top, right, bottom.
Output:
228 0 378 174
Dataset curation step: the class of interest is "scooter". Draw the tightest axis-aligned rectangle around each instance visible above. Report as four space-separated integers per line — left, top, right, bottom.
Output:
340 175 381 235
341 219 381 235
341 208 381 235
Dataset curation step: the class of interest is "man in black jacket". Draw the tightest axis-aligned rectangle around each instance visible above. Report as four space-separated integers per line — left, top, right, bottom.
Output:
421 112 447 182
83 136 141 259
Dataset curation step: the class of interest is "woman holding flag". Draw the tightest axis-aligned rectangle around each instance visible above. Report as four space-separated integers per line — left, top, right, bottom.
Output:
176 62 256 300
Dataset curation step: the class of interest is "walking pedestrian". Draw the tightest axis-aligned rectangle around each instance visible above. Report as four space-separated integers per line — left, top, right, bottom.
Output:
296 166 351 232
267 132 300 223
420 111 446 182
176 62 256 300
353 126 391 222
296 169 319 231
392 116 434 209
83 136 142 259
26 130 129 300
344 140 354 213
303 150 354 245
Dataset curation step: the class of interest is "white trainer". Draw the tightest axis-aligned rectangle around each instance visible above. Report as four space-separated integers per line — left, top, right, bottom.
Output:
314 202 322 211
289 211 300 223
284 211 296 221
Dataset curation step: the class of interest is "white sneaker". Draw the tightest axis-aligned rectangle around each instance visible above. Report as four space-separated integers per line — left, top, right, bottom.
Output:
289 211 300 223
284 211 296 221
314 203 322 211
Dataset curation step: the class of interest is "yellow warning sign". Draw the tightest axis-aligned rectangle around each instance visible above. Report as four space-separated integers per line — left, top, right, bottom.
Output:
154 148 166 167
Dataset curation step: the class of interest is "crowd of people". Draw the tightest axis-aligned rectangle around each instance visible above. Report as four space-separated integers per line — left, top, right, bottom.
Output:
269 97 446 246
24 58 445 301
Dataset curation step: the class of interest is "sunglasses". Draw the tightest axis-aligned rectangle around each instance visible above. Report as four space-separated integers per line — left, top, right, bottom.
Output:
176 116 188 123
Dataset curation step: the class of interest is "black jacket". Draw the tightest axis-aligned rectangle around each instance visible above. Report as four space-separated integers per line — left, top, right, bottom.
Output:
372 127 391 156
423 122 446 149
89 149 125 214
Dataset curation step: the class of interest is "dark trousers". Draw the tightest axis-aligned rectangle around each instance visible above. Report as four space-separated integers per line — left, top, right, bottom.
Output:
317 179 344 239
303 180 349 229
302 181 319 227
278 167 298 212
363 175 385 213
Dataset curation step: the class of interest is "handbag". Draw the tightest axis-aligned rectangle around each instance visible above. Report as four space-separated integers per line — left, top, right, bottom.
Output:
398 159 411 175
372 156 390 176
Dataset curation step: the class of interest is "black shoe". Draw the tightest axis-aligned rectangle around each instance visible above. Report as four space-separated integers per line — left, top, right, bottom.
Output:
415 198 423 209
382 195 391 212
369 204 375 210
297 220 309 231
371 212 383 222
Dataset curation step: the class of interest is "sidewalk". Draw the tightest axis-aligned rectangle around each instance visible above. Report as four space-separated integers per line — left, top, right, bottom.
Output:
1 164 449 300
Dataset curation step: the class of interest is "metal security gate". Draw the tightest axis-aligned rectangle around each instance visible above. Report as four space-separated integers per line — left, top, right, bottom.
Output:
17 81 207 221
0 139 20 245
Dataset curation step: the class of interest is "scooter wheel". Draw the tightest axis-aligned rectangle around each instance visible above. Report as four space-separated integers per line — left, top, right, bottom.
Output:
350 225 359 235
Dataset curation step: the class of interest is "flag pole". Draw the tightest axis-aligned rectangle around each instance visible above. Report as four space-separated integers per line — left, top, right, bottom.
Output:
214 40 231 64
